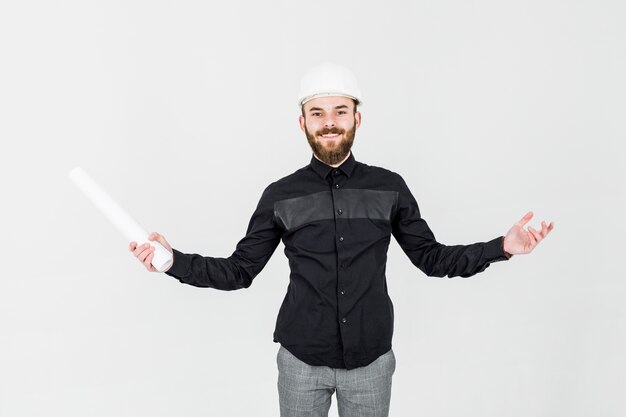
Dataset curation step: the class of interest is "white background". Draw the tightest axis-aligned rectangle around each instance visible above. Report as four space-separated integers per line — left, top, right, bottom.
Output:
1 0 624 416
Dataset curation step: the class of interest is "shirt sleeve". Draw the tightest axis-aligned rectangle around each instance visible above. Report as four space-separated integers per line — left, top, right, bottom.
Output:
391 175 510 278
163 184 282 289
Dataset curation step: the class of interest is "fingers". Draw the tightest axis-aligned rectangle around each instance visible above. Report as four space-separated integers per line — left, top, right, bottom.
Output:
149 232 167 242
148 231 173 253
148 232 163 245
539 220 555 237
517 211 534 227
528 226 542 243
524 219 554 253
133 242 150 257
537 222 546 238
143 248 156 271
131 242 156 271
130 232 170 272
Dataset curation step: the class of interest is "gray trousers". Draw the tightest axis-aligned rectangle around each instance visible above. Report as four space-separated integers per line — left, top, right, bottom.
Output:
277 345 396 417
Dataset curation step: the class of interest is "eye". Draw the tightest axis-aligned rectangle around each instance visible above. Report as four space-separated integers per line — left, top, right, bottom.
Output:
337 111 347 115
312 112 322 117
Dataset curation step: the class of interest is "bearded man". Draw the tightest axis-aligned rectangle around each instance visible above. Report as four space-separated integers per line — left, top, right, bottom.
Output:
130 62 554 417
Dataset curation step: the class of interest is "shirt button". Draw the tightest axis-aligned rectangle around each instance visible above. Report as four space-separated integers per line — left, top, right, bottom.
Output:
340 290 346 295
339 236 344 242
337 209 343 215
333 169 339 175
341 317 347 323
341 263 346 269
335 184 340 189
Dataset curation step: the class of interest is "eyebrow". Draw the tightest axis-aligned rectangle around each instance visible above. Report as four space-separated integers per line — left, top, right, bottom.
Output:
308 105 350 112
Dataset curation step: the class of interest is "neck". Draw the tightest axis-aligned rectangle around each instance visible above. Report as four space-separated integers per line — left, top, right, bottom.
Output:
314 151 351 168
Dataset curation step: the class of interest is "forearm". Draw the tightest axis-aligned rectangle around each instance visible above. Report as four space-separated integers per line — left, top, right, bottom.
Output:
164 248 257 290
414 236 510 278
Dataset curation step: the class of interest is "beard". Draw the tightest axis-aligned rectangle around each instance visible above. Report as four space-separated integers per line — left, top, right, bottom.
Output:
305 122 356 166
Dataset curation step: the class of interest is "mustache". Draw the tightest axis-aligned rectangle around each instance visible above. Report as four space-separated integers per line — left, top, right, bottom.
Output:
318 128 344 135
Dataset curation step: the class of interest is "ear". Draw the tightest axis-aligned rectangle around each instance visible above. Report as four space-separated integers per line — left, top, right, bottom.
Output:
355 111 362 129
299 115 306 133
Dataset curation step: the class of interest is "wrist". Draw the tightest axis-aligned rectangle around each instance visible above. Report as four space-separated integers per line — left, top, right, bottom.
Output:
501 236 513 259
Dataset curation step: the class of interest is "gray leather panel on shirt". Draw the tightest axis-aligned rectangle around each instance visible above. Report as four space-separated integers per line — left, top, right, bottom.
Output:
274 189 398 231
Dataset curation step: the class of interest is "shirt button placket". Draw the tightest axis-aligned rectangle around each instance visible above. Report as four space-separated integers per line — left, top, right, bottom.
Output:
332 171 348 329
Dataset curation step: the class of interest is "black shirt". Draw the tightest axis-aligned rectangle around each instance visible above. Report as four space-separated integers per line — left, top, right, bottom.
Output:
165 152 510 370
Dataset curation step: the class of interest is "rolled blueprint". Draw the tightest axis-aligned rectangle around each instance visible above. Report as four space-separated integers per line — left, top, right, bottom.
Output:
68 166 173 272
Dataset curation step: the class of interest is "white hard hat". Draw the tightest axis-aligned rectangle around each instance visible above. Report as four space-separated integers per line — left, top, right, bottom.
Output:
298 62 362 107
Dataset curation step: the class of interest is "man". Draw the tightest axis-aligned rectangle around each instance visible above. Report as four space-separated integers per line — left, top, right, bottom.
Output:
130 62 554 417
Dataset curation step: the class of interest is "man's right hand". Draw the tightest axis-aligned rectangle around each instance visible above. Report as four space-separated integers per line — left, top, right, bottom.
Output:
129 232 174 273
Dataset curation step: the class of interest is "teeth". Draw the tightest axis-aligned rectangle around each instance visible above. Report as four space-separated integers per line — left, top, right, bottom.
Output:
322 134 339 137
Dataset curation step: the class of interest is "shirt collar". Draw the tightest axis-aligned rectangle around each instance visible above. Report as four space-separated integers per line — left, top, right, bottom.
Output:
310 151 357 180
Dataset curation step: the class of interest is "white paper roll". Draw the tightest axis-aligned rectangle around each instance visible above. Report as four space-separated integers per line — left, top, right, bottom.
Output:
68 166 173 273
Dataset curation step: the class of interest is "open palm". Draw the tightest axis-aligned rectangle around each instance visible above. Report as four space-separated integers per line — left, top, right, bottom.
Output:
504 211 554 255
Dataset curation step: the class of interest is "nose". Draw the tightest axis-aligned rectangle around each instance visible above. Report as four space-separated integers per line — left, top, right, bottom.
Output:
323 115 336 128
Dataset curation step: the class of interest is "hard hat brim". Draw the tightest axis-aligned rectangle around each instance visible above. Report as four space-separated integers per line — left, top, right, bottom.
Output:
299 93 361 107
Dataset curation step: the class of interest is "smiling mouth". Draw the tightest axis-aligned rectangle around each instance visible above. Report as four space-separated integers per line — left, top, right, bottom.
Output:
320 133 341 139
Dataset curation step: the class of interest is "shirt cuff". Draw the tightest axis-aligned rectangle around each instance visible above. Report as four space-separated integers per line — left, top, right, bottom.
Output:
164 248 192 278
500 236 513 259
484 236 511 262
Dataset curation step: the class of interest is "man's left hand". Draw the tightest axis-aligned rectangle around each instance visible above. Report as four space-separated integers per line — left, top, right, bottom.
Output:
503 211 554 256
